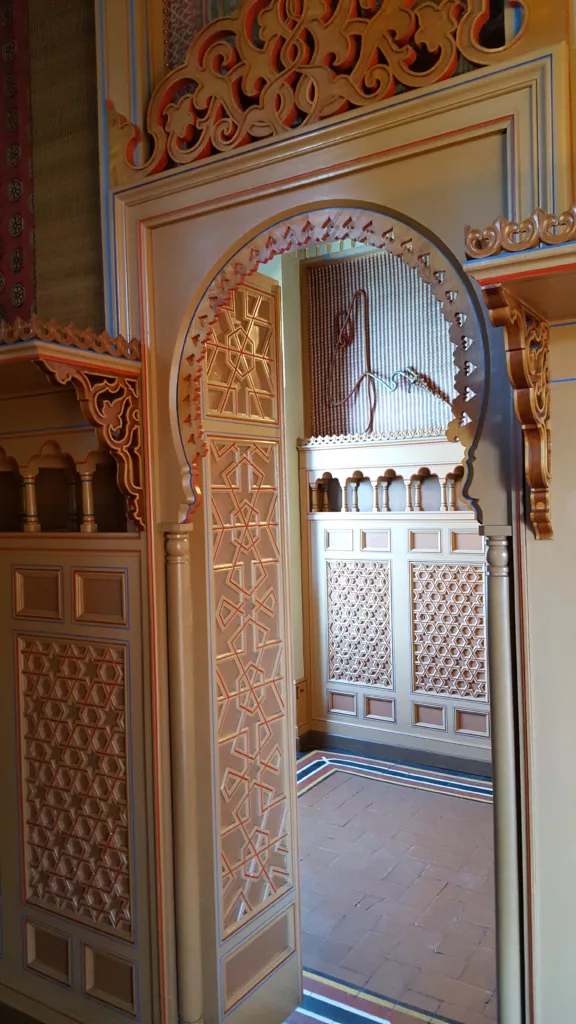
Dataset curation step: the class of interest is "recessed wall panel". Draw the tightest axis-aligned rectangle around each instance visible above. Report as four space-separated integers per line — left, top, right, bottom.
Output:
13 567 62 621
73 569 127 626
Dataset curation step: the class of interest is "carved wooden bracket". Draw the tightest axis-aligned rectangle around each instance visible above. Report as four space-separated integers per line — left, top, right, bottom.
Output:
109 0 528 183
39 360 145 530
482 285 551 540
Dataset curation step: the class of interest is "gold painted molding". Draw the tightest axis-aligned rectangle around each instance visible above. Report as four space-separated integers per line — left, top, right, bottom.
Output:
0 314 141 361
481 285 551 540
110 0 529 184
465 207 576 260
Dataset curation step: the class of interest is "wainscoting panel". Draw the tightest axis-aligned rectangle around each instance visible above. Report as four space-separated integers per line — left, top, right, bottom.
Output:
0 535 157 1024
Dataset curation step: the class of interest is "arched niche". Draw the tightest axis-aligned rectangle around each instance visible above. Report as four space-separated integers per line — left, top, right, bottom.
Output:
169 202 496 523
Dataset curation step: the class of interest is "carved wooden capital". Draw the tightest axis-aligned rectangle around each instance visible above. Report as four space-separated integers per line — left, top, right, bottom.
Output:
465 206 576 260
482 284 551 540
39 360 145 530
111 0 528 182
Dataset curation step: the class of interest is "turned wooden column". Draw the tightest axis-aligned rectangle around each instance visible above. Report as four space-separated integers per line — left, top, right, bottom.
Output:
440 477 448 513
485 533 522 1024
413 477 423 512
21 474 40 532
165 526 204 1024
79 471 97 533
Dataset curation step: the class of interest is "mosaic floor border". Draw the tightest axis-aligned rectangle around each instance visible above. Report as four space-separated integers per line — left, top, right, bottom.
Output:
288 968 485 1023
297 750 493 804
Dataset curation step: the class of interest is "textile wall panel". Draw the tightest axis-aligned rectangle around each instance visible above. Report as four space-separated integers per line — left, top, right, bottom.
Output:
28 0 104 329
0 0 35 320
306 251 454 438
163 0 241 68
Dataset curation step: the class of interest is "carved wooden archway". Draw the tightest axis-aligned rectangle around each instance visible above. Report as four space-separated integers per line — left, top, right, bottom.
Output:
173 204 491 518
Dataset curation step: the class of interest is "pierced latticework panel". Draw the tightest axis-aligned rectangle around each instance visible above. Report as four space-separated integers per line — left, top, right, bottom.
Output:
16 635 132 936
208 437 292 936
204 284 278 423
411 563 487 701
327 560 393 688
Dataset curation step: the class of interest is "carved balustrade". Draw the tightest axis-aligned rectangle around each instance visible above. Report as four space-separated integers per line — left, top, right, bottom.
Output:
299 437 469 518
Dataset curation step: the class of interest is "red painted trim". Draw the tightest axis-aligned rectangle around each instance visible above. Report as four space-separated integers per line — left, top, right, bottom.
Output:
478 261 576 286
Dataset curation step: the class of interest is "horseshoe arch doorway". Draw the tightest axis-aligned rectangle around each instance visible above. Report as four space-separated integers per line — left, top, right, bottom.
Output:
164 202 522 1024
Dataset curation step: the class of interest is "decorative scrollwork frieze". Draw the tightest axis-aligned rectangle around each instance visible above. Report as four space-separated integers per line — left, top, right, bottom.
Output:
0 314 141 361
482 285 551 540
465 207 576 260
111 0 528 182
39 360 145 530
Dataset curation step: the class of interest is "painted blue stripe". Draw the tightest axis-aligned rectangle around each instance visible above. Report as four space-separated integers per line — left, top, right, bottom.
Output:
551 377 576 384
297 755 492 797
301 992 388 1024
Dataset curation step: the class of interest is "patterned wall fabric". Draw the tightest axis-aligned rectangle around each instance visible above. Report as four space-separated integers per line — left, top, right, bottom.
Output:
163 0 241 68
306 251 454 439
0 0 35 320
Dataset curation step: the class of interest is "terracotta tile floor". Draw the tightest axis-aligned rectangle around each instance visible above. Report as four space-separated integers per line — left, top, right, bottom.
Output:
297 767 497 1024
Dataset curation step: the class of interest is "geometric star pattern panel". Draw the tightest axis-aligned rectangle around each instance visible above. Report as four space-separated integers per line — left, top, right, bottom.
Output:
16 634 132 936
411 563 488 701
327 560 393 688
204 284 278 423
208 436 292 937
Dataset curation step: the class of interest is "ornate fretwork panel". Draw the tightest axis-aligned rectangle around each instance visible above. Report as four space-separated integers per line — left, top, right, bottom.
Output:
117 0 528 179
204 284 278 423
327 559 393 688
16 634 132 936
208 437 292 937
40 360 145 529
411 563 487 701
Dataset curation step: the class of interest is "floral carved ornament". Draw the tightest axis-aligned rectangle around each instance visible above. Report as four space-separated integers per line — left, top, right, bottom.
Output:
110 0 528 181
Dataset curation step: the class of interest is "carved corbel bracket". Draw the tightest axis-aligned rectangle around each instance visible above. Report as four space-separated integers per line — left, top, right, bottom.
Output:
482 284 551 540
38 359 145 530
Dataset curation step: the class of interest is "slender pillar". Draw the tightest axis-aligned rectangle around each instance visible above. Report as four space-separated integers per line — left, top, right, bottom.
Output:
21 474 40 532
321 480 330 512
372 478 380 513
440 478 448 513
351 479 359 512
447 476 456 512
165 527 204 1024
485 534 522 1024
310 481 320 513
381 479 390 513
79 472 97 533
405 478 413 513
343 479 350 512
413 477 423 512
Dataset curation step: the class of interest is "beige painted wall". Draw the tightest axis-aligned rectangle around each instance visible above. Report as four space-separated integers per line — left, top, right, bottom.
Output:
523 323 576 1023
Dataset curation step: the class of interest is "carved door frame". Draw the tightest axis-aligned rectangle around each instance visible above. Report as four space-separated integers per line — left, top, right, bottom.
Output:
110 162 533 1024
